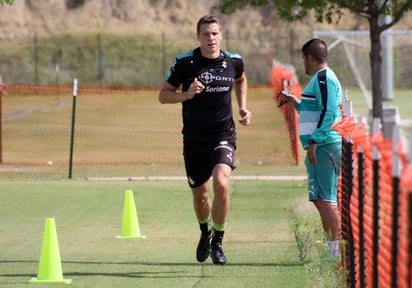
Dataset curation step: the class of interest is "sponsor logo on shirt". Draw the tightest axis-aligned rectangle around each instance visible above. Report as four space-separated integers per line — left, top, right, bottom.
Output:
199 71 234 89
199 71 234 84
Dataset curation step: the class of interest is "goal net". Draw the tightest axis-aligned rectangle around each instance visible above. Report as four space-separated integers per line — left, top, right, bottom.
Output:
313 30 412 112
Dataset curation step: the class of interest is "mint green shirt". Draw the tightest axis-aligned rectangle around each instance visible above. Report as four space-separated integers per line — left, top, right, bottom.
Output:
296 67 342 149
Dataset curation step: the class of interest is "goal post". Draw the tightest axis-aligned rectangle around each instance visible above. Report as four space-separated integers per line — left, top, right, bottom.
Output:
313 29 412 107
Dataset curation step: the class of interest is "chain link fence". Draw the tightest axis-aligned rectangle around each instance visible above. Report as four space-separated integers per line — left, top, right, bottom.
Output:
0 31 411 180
0 84 305 180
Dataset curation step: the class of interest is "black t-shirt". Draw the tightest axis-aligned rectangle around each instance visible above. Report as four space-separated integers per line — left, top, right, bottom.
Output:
166 47 244 138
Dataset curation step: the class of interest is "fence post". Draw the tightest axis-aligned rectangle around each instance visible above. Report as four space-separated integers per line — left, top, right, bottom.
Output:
357 140 366 288
33 35 39 84
382 107 401 288
97 34 103 85
342 138 356 288
391 124 401 288
68 79 78 179
408 130 412 288
371 117 380 288
162 33 166 79
341 93 356 288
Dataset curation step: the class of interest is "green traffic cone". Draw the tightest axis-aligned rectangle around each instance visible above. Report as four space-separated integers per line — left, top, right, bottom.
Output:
29 218 71 284
116 190 145 239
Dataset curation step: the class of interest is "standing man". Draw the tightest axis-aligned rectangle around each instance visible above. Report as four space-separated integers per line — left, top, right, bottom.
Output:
282 38 342 258
159 15 251 265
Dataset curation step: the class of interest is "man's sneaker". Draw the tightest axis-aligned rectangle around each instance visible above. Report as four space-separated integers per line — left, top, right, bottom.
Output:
211 242 226 265
196 233 211 262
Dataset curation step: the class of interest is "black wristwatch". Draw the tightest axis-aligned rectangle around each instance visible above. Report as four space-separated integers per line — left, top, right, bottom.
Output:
308 139 317 145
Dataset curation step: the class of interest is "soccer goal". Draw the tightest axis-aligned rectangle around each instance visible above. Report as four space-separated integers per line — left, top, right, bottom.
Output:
313 29 412 109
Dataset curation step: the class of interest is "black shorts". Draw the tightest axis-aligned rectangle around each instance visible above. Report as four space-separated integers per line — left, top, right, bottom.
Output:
183 130 236 188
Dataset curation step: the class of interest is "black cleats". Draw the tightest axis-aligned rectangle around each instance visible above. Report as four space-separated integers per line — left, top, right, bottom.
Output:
211 241 226 265
196 233 211 263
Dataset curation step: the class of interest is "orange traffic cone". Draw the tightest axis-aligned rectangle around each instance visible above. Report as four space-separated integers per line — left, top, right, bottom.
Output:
29 218 71 284
116 190 145 239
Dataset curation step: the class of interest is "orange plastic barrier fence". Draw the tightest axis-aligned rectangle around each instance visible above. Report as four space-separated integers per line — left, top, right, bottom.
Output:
399 162 412 288
333 116 411 288
270 61 301 165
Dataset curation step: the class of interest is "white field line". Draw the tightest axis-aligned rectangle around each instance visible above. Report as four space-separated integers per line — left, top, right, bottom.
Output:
2 101 68 122
85 175 307 181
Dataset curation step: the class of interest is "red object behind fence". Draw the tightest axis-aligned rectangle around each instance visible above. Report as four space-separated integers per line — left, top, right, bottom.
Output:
271 61 301 165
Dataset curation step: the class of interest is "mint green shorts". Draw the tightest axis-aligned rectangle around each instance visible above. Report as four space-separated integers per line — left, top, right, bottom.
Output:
305 142 342 204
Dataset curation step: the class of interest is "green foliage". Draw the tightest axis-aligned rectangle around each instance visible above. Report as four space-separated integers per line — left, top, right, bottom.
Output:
306 251 347 288
293 216 347 287
216 0 269 14
66 0 85 9
0 0 13 4
216 0 412 25
215 0 412 118
0 32 171 85
294 221 321 261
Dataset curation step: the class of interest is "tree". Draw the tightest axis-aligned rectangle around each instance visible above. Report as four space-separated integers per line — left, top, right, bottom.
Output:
0 0 13 4
215 0 412 119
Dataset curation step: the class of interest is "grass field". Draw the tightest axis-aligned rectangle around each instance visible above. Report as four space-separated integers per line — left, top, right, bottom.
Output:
344 87 412 127
0 179 343 288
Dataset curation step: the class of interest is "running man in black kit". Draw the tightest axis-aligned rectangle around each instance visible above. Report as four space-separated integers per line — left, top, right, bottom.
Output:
159 15 251 265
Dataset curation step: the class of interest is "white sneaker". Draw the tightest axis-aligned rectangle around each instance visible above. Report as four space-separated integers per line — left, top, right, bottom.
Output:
326 240 340 259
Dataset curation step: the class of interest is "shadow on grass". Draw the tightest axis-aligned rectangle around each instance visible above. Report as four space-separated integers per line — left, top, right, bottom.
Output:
0 259 306 279
0 259 305 267
0 272 206 280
